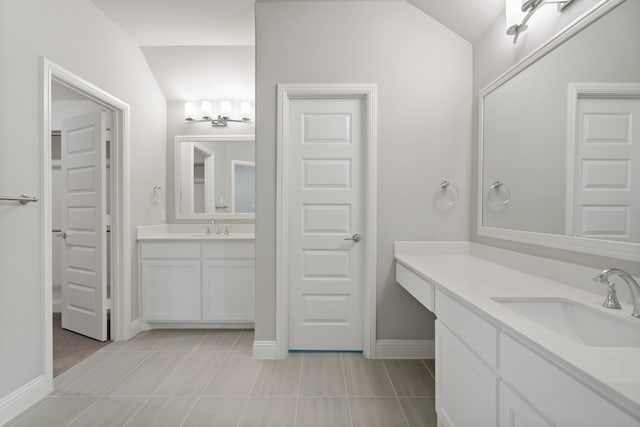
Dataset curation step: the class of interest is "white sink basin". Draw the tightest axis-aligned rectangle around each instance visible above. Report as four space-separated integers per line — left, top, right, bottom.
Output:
493 297 640 347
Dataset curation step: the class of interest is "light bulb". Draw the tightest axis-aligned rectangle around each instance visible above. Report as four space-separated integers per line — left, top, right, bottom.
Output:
220 100 232 117
240 102 251 120
201 101 213 119
184 102 197 121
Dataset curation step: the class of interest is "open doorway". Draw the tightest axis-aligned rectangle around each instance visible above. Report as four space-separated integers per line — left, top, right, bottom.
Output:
43 59 133 384
51 82 113 375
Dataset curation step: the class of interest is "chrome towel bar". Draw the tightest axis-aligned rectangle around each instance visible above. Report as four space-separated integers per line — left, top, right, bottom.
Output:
0 194 38 204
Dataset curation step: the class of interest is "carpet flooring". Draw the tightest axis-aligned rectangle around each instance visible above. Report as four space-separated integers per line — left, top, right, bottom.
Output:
53 313 110 377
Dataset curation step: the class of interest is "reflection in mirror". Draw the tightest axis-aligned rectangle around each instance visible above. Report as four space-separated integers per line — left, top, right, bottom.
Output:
193 146 214 214
232 160 255 213
480 0 640 248
175 135 255 219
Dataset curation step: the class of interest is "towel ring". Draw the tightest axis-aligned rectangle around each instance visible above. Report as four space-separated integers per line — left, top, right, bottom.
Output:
488 181 510 206
437 180 459 206
152 185 163 204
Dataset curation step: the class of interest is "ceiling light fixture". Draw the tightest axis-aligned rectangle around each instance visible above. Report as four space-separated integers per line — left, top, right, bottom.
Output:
506 0 574 44
184 100 252 127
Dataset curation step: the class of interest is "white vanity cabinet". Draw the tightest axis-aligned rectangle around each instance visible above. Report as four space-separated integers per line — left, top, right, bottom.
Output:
140 242 201 321
139 239 255 323
435 289 498 427
435 320 498 427
499 383 553 427
432 289 640 427
201 242 255 322
394 254 640 427
499 333 639 427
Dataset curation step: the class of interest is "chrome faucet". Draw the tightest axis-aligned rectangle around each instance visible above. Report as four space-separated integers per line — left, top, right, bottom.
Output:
593 268 640 318
209 220 221 235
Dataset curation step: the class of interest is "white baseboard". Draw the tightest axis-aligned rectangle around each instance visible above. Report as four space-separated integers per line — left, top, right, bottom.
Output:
52 300 62 313
252 340 281 359
0 375 51 426
127 319 151 340
374 339 434 359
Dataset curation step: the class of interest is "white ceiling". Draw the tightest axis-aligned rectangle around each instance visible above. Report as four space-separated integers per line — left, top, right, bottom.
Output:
407 0 505 42
90 0 256 46
141 46 255 101
91 0 505 102
90 0 505 46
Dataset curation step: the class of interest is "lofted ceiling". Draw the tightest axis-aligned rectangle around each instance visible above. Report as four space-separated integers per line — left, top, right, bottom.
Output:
90 0 256 46
90 0 505 102
90 0 505 46
141 46 255 101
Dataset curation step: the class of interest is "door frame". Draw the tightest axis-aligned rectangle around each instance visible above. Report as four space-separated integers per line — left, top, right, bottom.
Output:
564 82 640 236
275 84 377 359
41 58 132 383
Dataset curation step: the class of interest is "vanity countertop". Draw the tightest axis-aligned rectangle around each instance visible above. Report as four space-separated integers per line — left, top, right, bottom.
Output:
395 241 640 417
137 233 255 241
136 224 255 241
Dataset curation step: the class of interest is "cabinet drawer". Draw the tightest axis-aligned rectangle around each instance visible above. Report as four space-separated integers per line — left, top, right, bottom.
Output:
396 262 434 312
140 242 200 259
436 289 497 369
202 241 255 259
500 333 639 426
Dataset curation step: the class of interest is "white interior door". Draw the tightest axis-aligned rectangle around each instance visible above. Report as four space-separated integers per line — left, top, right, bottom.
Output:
288 97 363 351
61 111 108 341
573 97 640 242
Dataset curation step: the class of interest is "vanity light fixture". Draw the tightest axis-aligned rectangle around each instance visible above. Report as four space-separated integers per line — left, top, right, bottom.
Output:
184 100 252 127
506 0 574 43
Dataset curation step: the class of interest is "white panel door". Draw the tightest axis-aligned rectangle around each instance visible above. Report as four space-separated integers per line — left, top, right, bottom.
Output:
288 98 363 350
573 98 640 241
61 111 108 341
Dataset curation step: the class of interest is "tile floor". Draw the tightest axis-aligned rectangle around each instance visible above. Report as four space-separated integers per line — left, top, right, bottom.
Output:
8 330 436 427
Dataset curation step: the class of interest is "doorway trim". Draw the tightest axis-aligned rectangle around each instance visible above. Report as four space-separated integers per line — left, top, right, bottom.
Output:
275 84 377 359
42 58 132 383
564 82 640 238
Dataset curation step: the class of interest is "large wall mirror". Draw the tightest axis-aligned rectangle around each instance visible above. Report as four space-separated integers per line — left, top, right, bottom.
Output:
175 135 255 220
478 0 640 261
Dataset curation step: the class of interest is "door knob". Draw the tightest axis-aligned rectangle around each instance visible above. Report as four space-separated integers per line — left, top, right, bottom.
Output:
57 231 67 239
344 233 361 243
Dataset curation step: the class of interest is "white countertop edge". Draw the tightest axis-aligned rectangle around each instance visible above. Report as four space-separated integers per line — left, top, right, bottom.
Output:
137 224 169 238
137 235 255 242
136 224 255 241
394 242 640 420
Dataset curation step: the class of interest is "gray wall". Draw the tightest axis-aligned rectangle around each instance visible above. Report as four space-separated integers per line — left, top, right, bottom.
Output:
472 0 639 275
255 0 473 342
0 0 166 403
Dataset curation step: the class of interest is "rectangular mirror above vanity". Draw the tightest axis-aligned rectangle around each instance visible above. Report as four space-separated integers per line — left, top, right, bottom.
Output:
478 0 640 262
174 135 255 220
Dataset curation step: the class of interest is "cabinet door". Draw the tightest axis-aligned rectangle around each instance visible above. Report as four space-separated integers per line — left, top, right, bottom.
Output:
140 259 201 321
202 259 255 321
500 383 554 427
436 320 497 427
500 333 640 427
